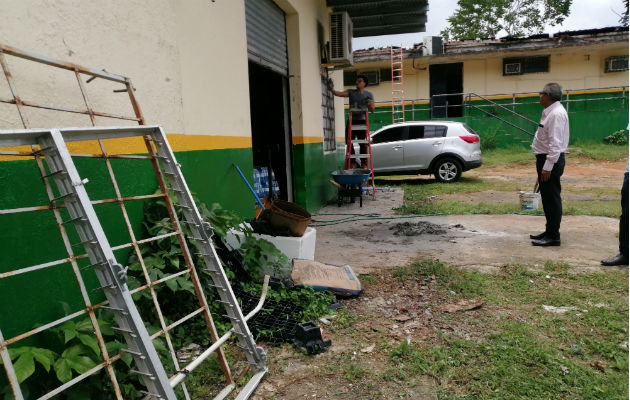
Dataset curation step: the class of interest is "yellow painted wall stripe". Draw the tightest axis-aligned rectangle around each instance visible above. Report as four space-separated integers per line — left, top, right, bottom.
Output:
293 136 322 144
0 133 253 161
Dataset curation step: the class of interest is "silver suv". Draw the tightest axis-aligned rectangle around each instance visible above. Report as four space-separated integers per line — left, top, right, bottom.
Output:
369 121 482 182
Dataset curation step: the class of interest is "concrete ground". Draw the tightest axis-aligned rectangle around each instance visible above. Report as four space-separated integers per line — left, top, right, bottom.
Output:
313 187 620 273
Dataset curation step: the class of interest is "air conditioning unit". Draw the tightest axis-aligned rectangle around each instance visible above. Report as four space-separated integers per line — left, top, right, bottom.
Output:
605 56 628 72
329 11 353 66
504 62 521 75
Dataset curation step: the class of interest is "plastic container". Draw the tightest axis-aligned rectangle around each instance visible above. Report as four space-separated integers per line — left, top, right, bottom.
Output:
264 199 311 236
519 191 540 210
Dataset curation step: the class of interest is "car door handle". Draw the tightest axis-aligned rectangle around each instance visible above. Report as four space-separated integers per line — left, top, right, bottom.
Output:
392 145 403 150
432 141 443 146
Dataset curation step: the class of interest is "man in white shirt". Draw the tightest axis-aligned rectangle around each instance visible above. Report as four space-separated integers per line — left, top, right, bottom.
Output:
529 83 570 246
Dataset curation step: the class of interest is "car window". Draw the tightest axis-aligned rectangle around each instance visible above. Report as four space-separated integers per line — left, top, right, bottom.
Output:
424 125 447 138
371 126 406 144
408 125 447 139
462 124 478 135
407 125 424 139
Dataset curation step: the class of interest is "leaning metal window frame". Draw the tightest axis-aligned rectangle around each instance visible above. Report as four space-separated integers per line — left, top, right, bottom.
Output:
0 44 267 400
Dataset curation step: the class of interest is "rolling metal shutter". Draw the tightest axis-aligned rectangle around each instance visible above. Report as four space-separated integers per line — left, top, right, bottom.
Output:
245 0 288 76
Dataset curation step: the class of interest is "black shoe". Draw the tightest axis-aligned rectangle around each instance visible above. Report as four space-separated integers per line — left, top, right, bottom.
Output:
529 232 547 240
601 254 629 266
532 237 561 246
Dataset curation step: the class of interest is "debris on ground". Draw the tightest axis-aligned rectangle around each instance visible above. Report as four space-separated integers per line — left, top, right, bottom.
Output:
390 221 447 236
588 361 608 371
542 305 579 314
360 344 375 353
291 259 363 297
433 299 485 313
293 321 331 354
176 343 202 364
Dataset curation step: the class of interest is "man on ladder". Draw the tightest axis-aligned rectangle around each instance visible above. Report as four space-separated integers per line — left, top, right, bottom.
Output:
329 74 375 168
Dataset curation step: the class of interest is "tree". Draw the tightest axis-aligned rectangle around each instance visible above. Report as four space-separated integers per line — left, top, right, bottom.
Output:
440 0 572 41
620 0 629 26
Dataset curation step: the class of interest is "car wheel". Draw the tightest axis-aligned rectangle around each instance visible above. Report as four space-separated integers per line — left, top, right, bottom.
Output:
434 158 462 183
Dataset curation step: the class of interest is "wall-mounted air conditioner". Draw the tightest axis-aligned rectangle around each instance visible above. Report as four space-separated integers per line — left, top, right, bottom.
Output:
329 11 353 66
504 62 521 75
605 56 628 72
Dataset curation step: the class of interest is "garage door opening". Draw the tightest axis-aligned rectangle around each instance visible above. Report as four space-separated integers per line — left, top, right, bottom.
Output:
248 61 293 201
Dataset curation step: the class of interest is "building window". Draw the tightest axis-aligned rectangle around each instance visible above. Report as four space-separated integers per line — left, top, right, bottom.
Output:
503 55 549 75
605 56 628 72
343 70 357 86
321 73 336 152
380 68 392 82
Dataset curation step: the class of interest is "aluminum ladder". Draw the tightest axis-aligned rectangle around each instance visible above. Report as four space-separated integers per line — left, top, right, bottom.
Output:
345 110 376 199
390 46 405 124
32 129 178 400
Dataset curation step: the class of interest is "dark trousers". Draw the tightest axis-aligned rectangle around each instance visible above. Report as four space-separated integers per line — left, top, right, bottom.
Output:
620 172 628 256
536 153 565 239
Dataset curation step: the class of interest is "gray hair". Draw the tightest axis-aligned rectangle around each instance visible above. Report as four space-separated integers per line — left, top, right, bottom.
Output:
542 83 562 102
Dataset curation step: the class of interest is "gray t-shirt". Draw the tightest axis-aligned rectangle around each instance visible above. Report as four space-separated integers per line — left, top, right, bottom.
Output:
348 89 373 120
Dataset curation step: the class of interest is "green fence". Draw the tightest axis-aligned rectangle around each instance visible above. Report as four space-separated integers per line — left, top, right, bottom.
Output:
348 87 628 148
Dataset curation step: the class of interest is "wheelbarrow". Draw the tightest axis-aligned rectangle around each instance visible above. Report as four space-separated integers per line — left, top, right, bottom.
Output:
330 169 370 207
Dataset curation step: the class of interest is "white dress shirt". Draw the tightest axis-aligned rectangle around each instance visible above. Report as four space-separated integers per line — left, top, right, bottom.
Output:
531 101 570 171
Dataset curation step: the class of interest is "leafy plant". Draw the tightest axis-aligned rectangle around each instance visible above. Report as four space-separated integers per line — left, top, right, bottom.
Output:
480 128 499 150
603 129 628 145
0 314 142 400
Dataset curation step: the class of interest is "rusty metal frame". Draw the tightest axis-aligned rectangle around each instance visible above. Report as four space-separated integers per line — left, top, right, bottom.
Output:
0 44 266 399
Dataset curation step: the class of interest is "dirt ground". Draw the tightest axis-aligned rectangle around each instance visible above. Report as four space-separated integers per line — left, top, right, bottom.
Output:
313 160 625 274
249 159 626 400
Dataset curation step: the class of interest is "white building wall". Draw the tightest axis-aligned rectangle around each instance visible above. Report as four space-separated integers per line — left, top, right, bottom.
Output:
0 0 185 132
0 0 333 144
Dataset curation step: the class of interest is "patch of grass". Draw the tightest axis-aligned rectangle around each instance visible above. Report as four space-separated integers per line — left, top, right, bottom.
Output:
329 309 358 333
570 142 629 161
480 145 534 166
358 274 378 285
394 260 488 296
387 260 629 399
396 199 531 215
543 260 570 272
563 201 621 218
343 363 367 381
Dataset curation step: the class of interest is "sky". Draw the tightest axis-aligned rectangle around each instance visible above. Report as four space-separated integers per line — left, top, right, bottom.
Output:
353 0 626 49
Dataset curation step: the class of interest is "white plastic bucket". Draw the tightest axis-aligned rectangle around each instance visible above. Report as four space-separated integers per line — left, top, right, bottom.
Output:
519 191 540 210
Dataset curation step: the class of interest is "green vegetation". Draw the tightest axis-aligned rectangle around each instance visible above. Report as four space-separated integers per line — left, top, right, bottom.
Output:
603 129 629 145
2 198 333 399
570 142 629 161
385 259 629 399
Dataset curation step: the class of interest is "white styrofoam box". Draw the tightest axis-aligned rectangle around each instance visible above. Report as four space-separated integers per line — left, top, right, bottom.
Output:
224 223 316 279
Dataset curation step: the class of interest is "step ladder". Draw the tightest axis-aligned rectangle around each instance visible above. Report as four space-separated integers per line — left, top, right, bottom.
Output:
346 109 376 198
390 46 405 124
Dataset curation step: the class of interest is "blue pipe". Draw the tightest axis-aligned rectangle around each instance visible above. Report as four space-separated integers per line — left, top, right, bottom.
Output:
233 164 266 210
